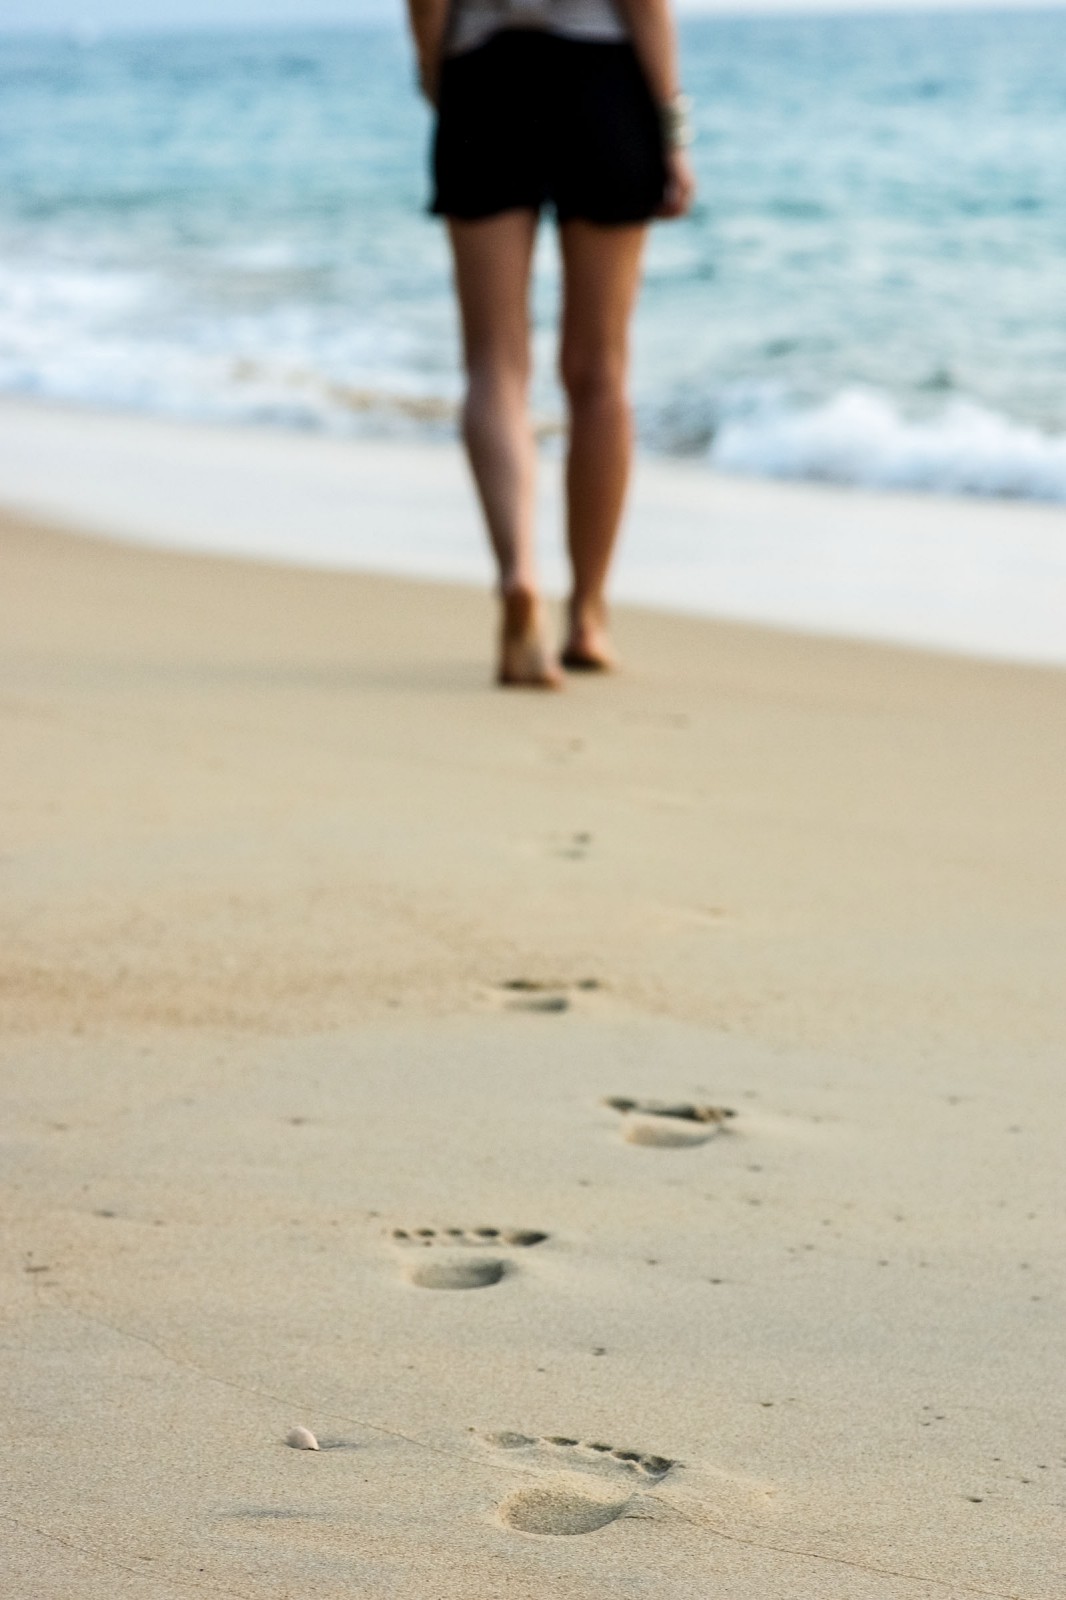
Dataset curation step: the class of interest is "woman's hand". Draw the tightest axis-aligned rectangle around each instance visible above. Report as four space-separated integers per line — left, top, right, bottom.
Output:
657 148 696 219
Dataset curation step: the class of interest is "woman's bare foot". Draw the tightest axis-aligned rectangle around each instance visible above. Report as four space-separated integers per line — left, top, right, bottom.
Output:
498 588 564 689
561 598 618 673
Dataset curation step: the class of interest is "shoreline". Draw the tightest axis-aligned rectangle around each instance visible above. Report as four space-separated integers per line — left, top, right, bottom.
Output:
2 393 1066 667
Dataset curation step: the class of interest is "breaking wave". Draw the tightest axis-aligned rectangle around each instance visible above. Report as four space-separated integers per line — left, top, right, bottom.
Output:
709 387 1066 502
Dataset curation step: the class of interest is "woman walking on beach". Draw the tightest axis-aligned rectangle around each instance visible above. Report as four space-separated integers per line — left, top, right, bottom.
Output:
407 0 696 686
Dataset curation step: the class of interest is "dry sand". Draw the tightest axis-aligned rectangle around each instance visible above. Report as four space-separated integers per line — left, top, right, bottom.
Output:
1 500 1064 1598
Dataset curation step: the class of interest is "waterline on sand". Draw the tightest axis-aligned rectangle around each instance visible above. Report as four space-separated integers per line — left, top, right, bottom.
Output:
1 398 1065 668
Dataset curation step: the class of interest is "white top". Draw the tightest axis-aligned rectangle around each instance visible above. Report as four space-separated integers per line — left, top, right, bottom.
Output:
446 0 629 58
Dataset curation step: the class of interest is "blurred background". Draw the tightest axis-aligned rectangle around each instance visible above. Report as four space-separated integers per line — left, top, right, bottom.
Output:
2 0 1065 501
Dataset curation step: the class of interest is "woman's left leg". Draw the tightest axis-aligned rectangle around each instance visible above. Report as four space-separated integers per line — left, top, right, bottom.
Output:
558 219 649 669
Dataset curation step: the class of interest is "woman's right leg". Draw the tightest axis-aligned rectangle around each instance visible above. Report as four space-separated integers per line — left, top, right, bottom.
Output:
448 210 562 688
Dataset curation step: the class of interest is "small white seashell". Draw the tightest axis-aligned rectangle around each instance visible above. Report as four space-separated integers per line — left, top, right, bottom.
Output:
286 1426 319 1451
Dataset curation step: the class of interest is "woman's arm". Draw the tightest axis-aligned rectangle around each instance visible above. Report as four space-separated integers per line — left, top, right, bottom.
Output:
613 0 696 218
406 0 451 106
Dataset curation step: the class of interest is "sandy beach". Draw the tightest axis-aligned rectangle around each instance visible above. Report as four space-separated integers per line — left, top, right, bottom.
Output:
2 446 1065 1597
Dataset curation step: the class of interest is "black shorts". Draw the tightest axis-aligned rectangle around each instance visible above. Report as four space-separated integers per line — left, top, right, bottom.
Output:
431 30 667 225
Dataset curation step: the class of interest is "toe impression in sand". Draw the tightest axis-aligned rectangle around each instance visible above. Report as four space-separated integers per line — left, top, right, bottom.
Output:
604 1095 736 1148
390 1224 548 1290
483 1430 675 1479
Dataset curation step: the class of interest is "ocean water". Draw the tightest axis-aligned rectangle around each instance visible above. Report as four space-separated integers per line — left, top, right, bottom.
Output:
2 12 1066 499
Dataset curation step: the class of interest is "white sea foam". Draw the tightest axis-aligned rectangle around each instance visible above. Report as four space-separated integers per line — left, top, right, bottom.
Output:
5 257 1066 505
711 388 1066 503
0 256 455 436
6 243 1066 505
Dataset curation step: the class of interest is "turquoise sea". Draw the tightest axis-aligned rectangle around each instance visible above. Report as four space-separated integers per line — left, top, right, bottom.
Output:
2 10 1066 497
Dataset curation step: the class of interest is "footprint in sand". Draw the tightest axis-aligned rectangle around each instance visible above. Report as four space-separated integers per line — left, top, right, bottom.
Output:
497 977 602 1014
480 1432 675 1536
482 1431 773 1539
604 1096 736 1148
390 1226 548 1290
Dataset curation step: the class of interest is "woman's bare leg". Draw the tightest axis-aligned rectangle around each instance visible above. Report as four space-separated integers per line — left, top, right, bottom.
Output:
448 211 562 688
558 220 649 670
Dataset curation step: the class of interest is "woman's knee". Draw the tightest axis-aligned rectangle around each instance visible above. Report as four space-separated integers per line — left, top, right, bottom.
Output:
559 345 628 410
465 346 531 402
